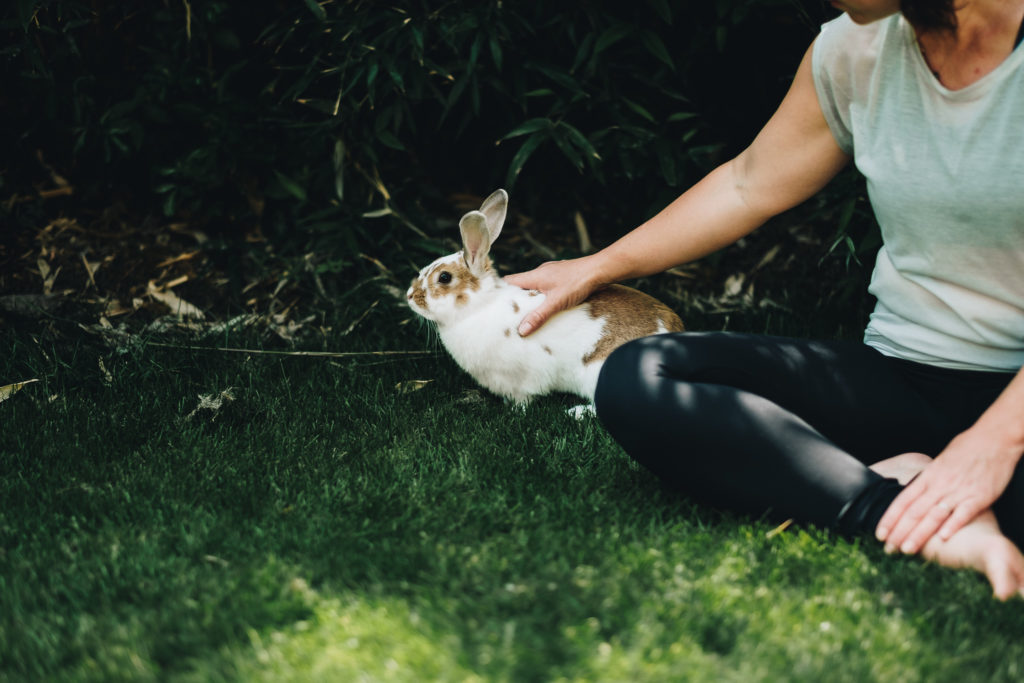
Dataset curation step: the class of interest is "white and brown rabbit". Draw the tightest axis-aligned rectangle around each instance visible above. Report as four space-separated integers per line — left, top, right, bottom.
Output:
406 189 683 410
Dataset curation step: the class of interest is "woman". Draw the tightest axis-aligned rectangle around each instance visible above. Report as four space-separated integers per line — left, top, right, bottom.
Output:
506 0 1024 599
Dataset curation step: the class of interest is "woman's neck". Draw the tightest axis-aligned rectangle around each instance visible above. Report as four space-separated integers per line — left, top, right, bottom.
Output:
914 0 1024 89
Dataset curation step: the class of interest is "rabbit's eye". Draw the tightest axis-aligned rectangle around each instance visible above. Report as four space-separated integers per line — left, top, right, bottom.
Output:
438 271 453 285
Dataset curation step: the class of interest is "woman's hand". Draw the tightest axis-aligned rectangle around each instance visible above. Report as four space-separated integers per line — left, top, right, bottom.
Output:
876 428 1021 555
504 257 604 336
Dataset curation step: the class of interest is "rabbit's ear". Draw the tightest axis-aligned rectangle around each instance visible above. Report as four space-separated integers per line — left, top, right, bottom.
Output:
460 211 492 276
478 189 508 243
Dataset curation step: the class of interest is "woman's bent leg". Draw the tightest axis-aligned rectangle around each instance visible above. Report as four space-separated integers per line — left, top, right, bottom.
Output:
594 332 947 531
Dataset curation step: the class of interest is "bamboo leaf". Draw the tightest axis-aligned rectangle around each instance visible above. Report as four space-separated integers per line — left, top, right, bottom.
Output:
273 170 307 202
442 74 470 119
551 128 584 171
530 64 586 96
489 35 503 70
656 145 678 186
559 122 602 164
469 34 482 69
646 0 673 24
570 32 595 73
593 25 632 56
641 30 674 70
388 66 405 93
302 0 326 21
377 130 405 151
505 131 548 187
623 98 656 123
668 111 697 122
501 117 552 140
410 25 424 54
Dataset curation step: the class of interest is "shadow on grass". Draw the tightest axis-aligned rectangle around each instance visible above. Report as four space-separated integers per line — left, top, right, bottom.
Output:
3 309 1024 682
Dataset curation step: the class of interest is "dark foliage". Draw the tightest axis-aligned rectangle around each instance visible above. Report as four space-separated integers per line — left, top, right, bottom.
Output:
3 0 869 291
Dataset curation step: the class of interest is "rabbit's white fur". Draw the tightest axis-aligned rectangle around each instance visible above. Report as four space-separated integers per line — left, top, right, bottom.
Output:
406 189 682 406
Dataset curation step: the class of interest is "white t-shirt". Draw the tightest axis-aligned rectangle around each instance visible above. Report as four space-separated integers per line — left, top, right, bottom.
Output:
812 13 1024 372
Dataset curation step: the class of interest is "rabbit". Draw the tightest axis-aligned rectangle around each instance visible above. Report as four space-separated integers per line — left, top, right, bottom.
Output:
406 189 683 412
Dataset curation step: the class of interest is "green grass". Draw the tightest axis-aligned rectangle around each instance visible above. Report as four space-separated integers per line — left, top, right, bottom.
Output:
3 297 1024 682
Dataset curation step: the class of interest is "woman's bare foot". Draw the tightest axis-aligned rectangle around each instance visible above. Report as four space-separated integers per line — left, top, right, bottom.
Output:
920 509 1024 600
870 452 1024 600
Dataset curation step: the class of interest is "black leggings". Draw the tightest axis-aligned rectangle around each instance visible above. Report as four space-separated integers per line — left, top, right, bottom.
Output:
595 332 1024 547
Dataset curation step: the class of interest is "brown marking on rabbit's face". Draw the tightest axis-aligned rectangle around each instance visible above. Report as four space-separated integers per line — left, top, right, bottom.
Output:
581 285 684 365
427 261 479 300
408 255 483 317
511 301 520 314
407 248 504 325
408 278 428 309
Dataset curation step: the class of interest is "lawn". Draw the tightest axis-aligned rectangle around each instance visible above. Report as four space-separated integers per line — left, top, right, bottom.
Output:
3 280 1024 682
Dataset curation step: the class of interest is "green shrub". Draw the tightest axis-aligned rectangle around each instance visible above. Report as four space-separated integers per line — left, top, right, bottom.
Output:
3 0 873 290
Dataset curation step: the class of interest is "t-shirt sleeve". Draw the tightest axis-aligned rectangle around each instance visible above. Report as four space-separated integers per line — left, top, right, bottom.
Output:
811 15 859 155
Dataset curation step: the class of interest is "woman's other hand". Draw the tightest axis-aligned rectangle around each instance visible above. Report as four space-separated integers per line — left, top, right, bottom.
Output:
878 367 1024 555
876 429 1021 555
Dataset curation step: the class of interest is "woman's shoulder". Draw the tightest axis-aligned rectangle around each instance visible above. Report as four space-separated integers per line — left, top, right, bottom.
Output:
815 12 897 60
814 13 903 87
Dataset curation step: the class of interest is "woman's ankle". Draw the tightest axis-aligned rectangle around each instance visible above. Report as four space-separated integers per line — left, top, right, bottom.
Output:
868 452 932 485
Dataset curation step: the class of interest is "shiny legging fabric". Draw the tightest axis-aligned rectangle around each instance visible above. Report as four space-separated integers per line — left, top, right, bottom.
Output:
594 332 1024 546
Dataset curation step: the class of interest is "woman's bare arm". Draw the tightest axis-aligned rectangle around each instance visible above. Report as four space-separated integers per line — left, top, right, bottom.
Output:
507 40 851 336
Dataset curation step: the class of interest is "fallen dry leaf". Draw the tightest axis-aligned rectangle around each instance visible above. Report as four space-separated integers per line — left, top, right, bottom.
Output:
147 280 205 319
0 379 40 403
180 387 236 424
723 273 745 298
37 258 61 295
81 252 100 289
98 357 113 385
396 379 433 394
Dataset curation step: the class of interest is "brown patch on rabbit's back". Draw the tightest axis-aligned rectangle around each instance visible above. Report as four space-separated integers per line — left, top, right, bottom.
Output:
581 285 683 365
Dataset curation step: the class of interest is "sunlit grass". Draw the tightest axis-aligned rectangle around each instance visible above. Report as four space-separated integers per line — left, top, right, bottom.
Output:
3 298 1024 681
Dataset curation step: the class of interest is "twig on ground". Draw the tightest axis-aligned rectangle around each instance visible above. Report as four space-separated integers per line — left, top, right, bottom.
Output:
341 300 379 337
143 341 436 359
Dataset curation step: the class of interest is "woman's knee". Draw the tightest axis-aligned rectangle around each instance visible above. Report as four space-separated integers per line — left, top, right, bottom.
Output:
595 333 683 422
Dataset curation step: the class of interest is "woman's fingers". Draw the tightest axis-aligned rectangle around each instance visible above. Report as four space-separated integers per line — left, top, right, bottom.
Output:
880 497 935 553
936 498 981 542
876 479 923 544
875 476 948 554
518 302 556 337
502 271 539 290
505 267 561 336
893 500 957 554
506 259 600 336
878 485 985 555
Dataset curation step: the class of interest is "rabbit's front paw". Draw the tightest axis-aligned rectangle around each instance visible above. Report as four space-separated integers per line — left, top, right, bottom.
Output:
566 404 597 420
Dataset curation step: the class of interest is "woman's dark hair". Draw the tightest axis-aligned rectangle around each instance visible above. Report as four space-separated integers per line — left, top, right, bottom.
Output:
900 0 957 31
